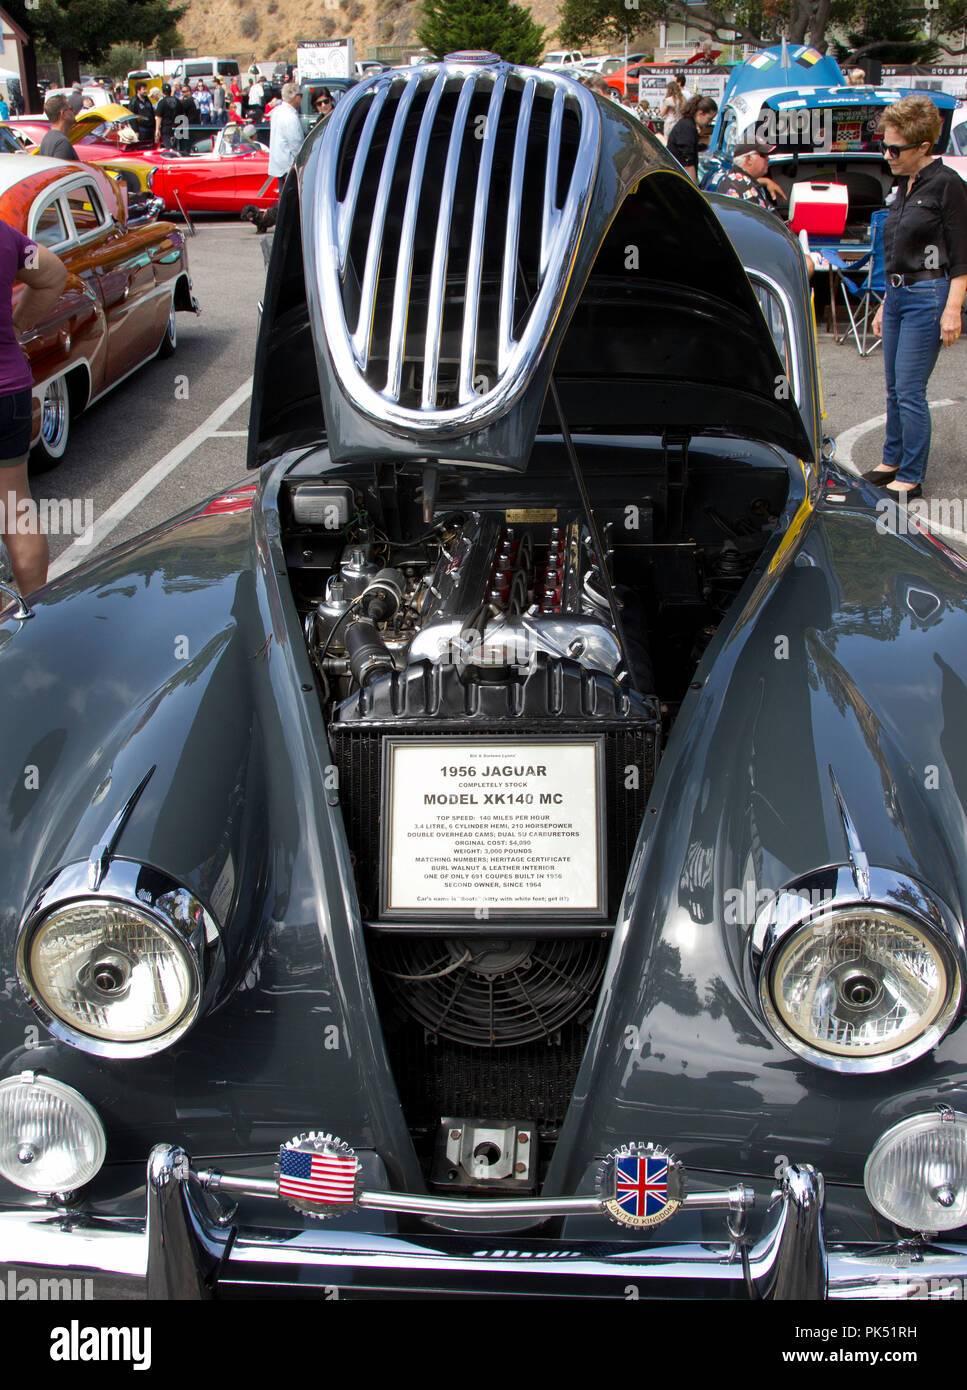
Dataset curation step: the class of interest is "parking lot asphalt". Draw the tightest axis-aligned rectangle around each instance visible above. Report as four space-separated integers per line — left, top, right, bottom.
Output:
18 216 967 577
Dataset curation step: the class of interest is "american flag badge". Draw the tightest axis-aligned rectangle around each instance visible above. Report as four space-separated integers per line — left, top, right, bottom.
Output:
276 1132 359 1218
596 1143 685 1228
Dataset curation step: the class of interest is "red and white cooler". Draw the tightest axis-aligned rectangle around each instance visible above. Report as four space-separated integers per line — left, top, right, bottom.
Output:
788 182 849 236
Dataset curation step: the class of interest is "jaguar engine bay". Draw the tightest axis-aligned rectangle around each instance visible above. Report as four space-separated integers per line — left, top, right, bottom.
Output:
278 456 787 1176
304 509 642 699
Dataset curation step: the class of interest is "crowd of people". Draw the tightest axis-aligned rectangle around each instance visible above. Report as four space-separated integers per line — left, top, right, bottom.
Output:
49 72 293 145
12 60 967 541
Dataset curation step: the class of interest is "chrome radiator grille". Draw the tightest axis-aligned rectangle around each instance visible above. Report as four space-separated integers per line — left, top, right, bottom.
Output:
310 62 600 438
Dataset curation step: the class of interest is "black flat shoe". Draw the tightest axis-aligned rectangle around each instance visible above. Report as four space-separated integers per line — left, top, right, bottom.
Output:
862 466 898 485
885 483 922 502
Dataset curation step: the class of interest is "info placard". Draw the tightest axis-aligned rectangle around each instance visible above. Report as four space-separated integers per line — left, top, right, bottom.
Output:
381 738 606 919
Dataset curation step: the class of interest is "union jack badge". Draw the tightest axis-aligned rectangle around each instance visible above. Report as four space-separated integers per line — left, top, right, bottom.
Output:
276 1132 359 1218
597 1142 686 1228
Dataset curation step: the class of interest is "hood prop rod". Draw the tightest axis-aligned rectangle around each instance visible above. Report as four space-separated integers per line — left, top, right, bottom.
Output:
547 377 640 697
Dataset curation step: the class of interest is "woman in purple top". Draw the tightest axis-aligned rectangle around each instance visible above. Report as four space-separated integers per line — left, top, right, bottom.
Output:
0 221 66 593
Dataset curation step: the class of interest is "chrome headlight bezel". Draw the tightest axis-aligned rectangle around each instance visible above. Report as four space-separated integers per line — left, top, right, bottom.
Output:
749 867 964 1074
16 860 223 1060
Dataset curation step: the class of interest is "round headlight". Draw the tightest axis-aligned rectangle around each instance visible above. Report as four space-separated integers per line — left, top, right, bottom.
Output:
0 1072 106 1194
23 900 198 1044
16 860 219 1058
865 1110 967 1232
761 905 960 1071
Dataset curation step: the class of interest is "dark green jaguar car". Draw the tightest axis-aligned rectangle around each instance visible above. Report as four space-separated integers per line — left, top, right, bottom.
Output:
1 55 966 1300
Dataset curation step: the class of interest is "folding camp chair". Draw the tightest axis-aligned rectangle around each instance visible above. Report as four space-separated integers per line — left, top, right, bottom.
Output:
824 210 887 356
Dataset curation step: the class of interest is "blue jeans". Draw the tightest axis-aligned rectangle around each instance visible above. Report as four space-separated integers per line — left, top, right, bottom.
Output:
882 278 948 484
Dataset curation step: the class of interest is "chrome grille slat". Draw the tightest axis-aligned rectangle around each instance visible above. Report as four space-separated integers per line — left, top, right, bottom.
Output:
458 70 509 405
499 76 537 373
312 60 601 438
422 76 478 410
336 84 391 277
387 70 448 400
541 88 566 280
351 73 422 370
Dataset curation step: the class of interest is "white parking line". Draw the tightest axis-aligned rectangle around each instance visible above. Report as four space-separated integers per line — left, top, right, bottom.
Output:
48 377 253 581
835 399 957 470
834 398 967 549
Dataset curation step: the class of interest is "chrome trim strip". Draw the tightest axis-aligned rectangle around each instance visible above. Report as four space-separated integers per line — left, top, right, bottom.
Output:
828 766 871 899
336 84 391 277
87 765 156 890
196 1162 753 1219
459 69 508 403
351 73 422 371
747 268 802 407
499 75 537 373
387 70 447 398
541 87 565 281
422 76 478 409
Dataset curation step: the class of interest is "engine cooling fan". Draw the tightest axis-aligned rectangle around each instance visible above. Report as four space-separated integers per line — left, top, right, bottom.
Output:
373 937 607 1048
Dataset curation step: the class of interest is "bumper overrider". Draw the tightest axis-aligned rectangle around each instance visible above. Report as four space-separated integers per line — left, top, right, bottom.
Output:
3 1133 967 1299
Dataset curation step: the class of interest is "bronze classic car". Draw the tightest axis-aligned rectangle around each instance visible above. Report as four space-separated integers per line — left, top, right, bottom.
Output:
0 153 198 462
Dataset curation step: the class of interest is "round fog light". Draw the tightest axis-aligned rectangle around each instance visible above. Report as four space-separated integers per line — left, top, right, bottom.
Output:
865 1110 967 1232
0 1072 106 1194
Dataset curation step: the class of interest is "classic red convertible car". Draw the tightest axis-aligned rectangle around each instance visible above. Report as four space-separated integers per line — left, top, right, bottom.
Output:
147 125 276 215
12 112 277 216
1 153 198 463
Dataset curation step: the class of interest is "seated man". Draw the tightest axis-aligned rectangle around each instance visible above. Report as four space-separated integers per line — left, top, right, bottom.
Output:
717 141 815 278
716 140 787 213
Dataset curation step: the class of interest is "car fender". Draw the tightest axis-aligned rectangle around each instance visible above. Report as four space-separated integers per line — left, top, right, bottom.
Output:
0 497 419 1182
546 500 967 1195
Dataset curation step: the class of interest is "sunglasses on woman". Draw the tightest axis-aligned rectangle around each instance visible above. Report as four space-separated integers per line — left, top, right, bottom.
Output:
883 141 924 157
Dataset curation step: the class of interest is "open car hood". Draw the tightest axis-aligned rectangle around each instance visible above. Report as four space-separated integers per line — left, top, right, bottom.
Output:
72 104 139 138
248 62 815 470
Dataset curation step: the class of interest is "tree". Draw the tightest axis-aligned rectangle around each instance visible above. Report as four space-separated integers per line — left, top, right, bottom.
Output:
558 0 860 53
4 0 186 103
101 42 151 79
838 0 941 61
419 0 546 66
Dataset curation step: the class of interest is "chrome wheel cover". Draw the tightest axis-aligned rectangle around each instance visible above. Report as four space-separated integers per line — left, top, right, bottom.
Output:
41 378 68 451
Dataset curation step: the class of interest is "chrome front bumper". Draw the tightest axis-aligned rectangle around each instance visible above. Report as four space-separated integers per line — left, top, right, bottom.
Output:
1 1147 964 1299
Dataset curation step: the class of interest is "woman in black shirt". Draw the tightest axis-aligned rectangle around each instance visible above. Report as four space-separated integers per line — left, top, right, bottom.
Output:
665 95 717 182
868 95 967 499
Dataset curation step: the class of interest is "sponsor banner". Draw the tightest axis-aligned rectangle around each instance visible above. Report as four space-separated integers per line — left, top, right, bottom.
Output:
297 38 355 80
